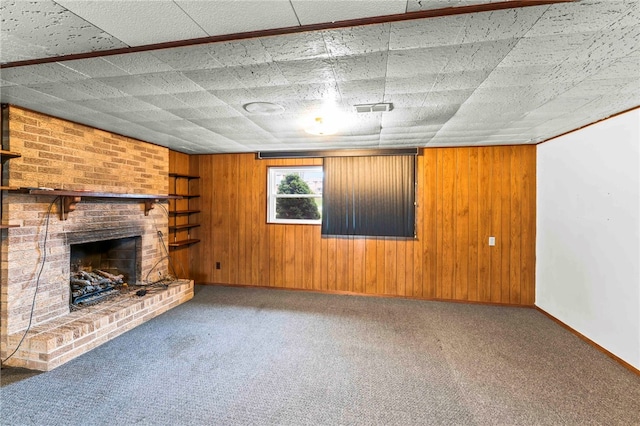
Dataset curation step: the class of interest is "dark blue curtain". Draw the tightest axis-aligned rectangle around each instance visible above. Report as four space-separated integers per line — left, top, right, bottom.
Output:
321 155 416 237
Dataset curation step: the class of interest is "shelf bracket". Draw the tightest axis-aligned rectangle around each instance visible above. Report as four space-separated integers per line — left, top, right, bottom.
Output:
61 196 82 220
144 200 155 216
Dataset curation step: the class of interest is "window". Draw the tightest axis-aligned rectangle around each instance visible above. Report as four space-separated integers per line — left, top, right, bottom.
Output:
267 166 323 224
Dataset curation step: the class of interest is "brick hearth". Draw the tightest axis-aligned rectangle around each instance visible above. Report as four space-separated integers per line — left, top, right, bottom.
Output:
5 280 193 371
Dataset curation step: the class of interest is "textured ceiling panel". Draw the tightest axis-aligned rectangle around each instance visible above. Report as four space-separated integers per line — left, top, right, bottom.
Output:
1 0 638 154
291 0 406 25
176 0 299 36
0 0 127 63
55 0 208 46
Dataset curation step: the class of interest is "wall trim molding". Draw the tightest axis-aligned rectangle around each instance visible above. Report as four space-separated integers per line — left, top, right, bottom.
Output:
534 306 640 376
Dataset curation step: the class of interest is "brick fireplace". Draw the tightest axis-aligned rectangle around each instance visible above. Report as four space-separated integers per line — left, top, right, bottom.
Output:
1 106 194 370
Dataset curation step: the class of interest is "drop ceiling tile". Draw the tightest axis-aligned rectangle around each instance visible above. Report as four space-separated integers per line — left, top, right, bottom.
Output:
386 48 449 78
22 63 89 82
209 88 257 106
0 67 55 85
422 89 474 106
21 82 90 101
150 45 224 72
571 24 640 63
56 0 208 46
66 79 129 100
499 32 598 67
385 75 439 94
101 95 162 112
260 32 329 61
104 53 174 75
225 62 289 88
247 85 298 103
383 92 427 108
389 15 468 51
94 76 165 97
177 0 299 36
0 0 127 63
332 52 388 81
440 39 519 73
60 58 131 79
134 94 190 110
431 70 493 91
291 0 405 25
0 85 60 104
459 7 548 43
171 91 225 108
323 24 391 57
338 78 386 103
182 68 245 91
138 71 208 94
291 82 341 101
276 58 335 84
208 39 273 67
526 0 630 37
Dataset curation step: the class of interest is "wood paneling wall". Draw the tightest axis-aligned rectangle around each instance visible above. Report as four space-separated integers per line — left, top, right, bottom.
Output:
193 146 536 305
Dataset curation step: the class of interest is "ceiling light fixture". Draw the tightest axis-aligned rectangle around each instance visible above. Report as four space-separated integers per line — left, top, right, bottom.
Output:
243 102 285 115
304 116 339 136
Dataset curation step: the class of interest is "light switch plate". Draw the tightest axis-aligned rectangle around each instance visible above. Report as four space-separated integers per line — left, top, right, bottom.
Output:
489 236 496 246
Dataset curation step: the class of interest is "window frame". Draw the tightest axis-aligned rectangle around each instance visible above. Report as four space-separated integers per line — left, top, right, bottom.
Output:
267 166 323 225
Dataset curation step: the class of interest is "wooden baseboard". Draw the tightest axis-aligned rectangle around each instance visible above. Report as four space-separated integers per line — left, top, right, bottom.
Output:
195 282 534 308
535 306 640 376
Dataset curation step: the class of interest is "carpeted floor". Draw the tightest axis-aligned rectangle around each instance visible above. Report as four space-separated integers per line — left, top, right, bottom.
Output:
1 285 638 425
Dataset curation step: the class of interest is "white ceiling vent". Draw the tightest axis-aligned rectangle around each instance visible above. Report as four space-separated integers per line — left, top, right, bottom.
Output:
355 103 393 113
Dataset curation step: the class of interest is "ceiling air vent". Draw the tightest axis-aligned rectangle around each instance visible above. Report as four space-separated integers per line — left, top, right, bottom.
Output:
354 103 393 113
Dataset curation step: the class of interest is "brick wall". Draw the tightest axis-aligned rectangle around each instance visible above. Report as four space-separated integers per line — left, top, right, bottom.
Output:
1 106 170 348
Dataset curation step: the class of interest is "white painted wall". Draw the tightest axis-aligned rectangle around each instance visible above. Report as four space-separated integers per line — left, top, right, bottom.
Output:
537 109 640 370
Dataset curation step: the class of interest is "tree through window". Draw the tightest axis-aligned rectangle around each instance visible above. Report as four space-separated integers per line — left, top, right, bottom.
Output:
268 167 323 224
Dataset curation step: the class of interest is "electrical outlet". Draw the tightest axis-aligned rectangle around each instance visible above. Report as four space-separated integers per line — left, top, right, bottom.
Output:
216 262 221 270
488 236 496 246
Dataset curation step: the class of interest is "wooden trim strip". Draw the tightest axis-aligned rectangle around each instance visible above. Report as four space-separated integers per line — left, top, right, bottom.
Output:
535 306 640 376
0 0 574 69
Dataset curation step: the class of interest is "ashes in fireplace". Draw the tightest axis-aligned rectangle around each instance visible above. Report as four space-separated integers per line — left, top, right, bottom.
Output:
69 236 141 306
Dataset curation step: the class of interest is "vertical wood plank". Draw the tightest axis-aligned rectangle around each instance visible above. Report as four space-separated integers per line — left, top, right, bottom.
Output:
353 238 365 293
468 148 479 302
490 148 503 302
509 146 523 304
455 148 469 301
441 149 455 299
478 147 492 302
521 146 536 305
500 148 512 303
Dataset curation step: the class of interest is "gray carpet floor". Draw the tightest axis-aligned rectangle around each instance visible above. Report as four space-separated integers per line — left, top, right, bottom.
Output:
1 285 639 425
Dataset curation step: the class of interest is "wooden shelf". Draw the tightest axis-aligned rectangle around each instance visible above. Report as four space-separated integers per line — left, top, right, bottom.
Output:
169 193 200 198
170 209 201 215
169 170 200 249
0 150 21 161
0 224 20 229
168 239 201 248
169 173 200 179
26 189 181 220
169 223 201 231
1 186 21 191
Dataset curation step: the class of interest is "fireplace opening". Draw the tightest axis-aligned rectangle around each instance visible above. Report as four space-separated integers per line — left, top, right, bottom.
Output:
70 236 141 306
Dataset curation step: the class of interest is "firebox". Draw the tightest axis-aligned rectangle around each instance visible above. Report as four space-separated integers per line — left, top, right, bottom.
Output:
70 236 141 305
